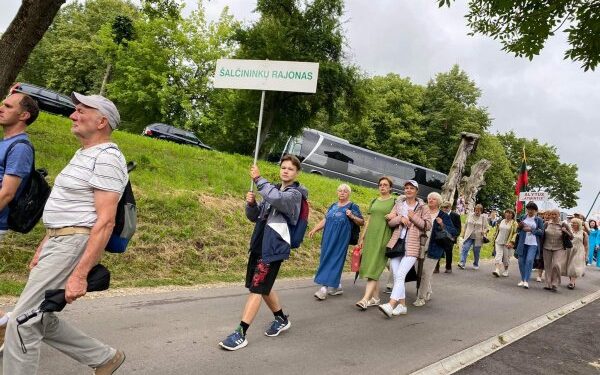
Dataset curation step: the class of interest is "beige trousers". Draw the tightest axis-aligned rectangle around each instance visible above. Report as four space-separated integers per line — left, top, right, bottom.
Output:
2 234 115 375
417 257 438 300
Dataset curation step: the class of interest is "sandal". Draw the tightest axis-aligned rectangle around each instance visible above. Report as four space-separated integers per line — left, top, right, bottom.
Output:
355 299 368 310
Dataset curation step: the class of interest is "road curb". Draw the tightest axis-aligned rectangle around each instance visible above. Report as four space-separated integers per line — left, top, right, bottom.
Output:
410 288 600 375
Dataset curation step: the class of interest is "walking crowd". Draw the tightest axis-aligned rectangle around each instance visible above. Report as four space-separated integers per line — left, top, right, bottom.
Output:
0 85 597 373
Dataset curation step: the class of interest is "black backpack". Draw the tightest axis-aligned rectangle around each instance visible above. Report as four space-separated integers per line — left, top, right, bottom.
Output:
2 139 51 233
105 160 137 253
349 202 361 245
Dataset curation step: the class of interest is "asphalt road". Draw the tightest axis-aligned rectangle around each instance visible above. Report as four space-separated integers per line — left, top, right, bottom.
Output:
1 262 600 375
458 298 600 375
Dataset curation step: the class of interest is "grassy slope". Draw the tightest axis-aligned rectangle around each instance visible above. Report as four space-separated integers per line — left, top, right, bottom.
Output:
0 113 493 295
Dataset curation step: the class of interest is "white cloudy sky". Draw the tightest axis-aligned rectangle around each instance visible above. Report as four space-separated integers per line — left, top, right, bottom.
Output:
2 1 599 215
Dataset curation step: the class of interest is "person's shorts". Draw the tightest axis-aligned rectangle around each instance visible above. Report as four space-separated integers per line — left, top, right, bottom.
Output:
245 252 282 295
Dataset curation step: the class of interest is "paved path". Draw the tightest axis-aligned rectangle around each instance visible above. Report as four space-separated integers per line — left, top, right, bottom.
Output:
1 261 600 374
458 298 600 375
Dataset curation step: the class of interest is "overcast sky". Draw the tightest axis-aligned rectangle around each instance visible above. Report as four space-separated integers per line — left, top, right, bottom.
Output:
2 1 599 215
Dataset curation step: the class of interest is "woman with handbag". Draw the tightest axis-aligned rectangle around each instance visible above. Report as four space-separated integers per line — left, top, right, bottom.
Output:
492 209 518 277
565 218 587 289
541 209 572 291
514 202 545 289
354 177 396 310
458 204 488 270
413 192 456 307
587 220 599 266
377 180 431 317
309 184 364 300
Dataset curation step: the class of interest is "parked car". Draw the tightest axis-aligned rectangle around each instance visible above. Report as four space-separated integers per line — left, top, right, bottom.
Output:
142 123 212 150
10 82 75 117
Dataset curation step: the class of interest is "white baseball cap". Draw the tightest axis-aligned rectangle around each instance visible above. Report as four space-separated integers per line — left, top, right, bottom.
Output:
71 92 120 130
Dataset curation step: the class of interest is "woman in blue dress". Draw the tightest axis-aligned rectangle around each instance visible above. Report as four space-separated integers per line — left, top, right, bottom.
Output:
309 184 364 300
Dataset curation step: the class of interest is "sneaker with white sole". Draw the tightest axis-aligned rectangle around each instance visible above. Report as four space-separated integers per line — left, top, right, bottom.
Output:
265 315 291 337
384 286 393 294
517 281 524 287
472 265 480 270
219 328 248 351
502 271 509 277
327 287 343 296
523 281 529 289
536 276 542 282
392 304 407 315
457 263 465 269
378 303 394 318
413 298 426 307
367 297 380 307
314 289 327 300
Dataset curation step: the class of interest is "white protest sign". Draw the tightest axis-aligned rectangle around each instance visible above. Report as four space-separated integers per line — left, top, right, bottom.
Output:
213 59 319 93
519 191 548 202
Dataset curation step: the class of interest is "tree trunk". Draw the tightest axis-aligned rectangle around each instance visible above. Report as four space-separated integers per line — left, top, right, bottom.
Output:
99 63 112 96
441 132 480 207
0 0 66 95
461 159 492 215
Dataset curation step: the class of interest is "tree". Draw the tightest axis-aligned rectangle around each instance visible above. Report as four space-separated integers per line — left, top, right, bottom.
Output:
99 15 135 95
497 131 581 208
106 3 237 132
203 0 363 155
17 0 139 95
468 133 514 209
439 0 600 71
421 65 491 173
0 0 66 95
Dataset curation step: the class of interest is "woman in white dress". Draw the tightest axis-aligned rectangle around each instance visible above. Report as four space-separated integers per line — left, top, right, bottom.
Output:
565 218 588 289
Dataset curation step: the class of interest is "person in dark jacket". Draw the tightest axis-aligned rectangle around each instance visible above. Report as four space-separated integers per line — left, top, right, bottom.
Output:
414 193 457 306
219 154 308 351
435 201 461 273
515 202 545 289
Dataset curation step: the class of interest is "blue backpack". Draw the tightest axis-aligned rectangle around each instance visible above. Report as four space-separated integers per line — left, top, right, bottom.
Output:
289 189 309 249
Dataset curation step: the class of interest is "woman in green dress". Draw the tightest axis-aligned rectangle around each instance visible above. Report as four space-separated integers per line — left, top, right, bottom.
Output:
355 176 396 310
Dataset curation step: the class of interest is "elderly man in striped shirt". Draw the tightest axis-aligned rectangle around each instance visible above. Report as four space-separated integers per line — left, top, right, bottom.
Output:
3 93 128 375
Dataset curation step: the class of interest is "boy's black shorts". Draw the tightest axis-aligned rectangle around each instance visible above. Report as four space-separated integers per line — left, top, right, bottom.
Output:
245 252 282 295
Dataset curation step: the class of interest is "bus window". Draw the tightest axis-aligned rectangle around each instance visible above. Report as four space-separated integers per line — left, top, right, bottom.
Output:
324 150 354 164
426 170 445 189
413 167 427 184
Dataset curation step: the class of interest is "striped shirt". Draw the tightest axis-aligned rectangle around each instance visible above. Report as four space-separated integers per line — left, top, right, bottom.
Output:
43 143 128 228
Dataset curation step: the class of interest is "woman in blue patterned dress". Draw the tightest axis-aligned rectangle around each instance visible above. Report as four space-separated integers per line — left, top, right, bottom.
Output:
310 184 364 300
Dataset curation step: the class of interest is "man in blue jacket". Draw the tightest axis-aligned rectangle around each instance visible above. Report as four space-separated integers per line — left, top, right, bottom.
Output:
219 154 308 351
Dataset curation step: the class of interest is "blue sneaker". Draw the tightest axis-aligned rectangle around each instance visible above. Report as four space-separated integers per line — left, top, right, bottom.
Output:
264 315 291 337
219 328 248 351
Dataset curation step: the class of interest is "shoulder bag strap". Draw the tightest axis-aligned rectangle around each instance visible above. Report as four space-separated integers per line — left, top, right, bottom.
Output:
3 138 35 173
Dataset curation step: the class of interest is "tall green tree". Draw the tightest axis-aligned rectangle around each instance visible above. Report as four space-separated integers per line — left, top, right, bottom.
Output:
18 0 139 94
421 65 492 173
439 0 600 71
497 131 580 208
106 3 237 132
203 0 363 155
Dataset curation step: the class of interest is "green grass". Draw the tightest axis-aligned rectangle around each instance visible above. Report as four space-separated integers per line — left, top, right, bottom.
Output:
0 113 496 296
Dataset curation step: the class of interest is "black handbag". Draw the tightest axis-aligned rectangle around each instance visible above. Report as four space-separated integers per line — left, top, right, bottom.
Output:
385 238 405 258
562 231 573 249
348 203 360 245
434 228 454 248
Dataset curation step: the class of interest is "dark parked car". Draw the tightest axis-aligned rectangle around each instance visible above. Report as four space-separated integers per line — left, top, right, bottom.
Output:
11 82 75 117
142 123 212 150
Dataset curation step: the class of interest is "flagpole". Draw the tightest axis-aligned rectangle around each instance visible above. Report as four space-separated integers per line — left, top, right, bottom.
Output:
585 189 600 219
250 89 266 192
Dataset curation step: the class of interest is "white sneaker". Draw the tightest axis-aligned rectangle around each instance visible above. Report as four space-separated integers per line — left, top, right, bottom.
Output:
517 281 524 287
502 271 509 277
536 276 542 282
413 298 426 307
472 265 480 270
327 287 343 296
367 297 381 307
378 303 394 318
425 291 432 301
314 289 327 300
523 281 529 289
392 304 407 315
